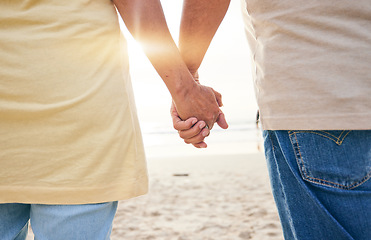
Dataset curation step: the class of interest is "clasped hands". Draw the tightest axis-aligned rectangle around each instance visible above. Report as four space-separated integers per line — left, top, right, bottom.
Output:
171 73 228 148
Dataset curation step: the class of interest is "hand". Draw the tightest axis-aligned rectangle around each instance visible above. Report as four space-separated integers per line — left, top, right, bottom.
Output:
190 76 228 129
171 102 210 148
190 70 226 120
172 82 221 130
171 87 228 148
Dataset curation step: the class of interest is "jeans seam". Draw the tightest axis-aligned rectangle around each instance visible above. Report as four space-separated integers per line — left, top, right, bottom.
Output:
305 172 371 190
291 132 310 185
289 130 351 145
269 131 298 239
290 132 370 190
14 221 29 240
268 131 275 151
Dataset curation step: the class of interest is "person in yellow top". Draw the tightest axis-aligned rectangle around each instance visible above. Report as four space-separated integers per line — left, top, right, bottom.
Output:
0 0 227 239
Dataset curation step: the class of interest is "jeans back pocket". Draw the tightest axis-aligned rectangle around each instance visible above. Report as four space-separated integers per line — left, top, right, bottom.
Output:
288 130 371 190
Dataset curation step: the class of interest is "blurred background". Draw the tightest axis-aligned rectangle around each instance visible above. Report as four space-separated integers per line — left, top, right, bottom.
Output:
119 0 261 158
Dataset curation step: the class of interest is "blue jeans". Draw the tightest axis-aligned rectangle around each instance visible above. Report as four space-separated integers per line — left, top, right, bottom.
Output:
263 130 371 240
0 202 118 240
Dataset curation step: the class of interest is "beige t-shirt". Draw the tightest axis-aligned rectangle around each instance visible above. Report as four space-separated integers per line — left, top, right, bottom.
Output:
241 0 371 130
0 0 148 204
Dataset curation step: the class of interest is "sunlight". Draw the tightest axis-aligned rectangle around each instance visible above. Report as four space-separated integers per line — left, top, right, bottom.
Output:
117 0 259 155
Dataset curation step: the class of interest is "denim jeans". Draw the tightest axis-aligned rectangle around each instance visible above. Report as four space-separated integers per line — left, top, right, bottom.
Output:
0 202 118 240
263 130 371 240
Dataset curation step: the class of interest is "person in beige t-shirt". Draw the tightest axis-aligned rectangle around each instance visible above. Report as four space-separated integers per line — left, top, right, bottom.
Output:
173 1 371 239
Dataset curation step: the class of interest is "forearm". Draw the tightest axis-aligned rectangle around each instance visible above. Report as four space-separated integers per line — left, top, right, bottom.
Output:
113 0 195 102
113 0 221 127
179 0 231 73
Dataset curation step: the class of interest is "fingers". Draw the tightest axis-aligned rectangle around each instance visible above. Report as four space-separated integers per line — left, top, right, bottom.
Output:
171 102 198 131
206 88 226 129
204 87 223 129
174 117 198 131
178 121 206 139
212 88 223 107
170 85 227 148
205 119 215 130
176 121 210 148
170 100 209 148
216 111 228 129
192 141 207 148
183 127 210 145
183 112 226 148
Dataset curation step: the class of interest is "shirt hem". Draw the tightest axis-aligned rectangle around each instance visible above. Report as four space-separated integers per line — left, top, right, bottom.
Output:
261 114 371 130
0 180 148 205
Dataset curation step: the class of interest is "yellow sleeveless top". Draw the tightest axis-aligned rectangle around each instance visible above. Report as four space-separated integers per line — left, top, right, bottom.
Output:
0 0 148 204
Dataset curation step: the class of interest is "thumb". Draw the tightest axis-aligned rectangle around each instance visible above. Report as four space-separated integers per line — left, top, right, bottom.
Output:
216 111 228 129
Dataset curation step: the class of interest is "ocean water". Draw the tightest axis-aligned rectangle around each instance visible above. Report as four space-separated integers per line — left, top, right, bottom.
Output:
119 0 262 154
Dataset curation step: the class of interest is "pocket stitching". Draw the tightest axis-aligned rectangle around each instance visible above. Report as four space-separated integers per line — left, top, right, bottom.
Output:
291 131 370 190
290 130 351 145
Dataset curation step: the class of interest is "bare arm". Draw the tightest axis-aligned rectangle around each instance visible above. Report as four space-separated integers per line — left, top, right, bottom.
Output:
113 0 221 128
179 0 231 74
170 0 230 147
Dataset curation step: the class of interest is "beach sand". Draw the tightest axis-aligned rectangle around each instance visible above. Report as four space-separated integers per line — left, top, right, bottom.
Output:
27 146 283 240
111 151 283 240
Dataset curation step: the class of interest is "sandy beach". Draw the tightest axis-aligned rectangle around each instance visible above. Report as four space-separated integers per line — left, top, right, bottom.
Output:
111 148 283 240
26 141 283 240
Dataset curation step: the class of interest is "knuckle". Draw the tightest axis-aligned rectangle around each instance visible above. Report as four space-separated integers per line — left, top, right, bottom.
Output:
195 135 206 143
206 112 215 121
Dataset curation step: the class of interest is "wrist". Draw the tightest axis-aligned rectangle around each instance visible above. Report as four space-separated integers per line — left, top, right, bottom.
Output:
172 74 198 103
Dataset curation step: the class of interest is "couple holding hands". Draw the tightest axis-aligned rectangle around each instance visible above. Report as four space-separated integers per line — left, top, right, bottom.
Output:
1 0 370 239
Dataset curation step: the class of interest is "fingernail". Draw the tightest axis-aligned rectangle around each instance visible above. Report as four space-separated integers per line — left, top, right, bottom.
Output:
199 122 205 129
202 130 209 137
191 119 197 125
